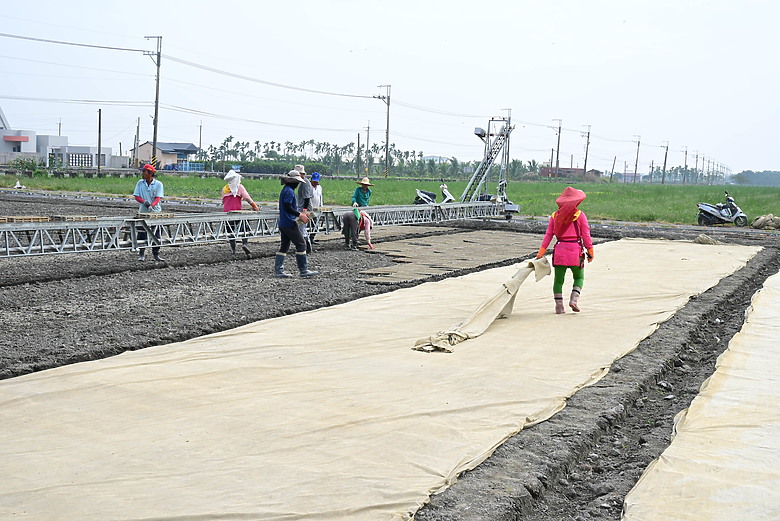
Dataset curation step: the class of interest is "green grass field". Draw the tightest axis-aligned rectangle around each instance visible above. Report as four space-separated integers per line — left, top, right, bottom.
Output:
2 173 777 225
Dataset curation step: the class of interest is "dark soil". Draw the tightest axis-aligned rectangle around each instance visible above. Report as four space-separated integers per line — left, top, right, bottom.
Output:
2 191 779 521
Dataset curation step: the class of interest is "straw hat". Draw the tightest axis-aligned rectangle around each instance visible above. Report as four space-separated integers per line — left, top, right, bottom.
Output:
357 177 374 186
280 170 305 184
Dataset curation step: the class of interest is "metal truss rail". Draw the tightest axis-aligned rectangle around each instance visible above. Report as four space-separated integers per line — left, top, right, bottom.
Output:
0 202 499 257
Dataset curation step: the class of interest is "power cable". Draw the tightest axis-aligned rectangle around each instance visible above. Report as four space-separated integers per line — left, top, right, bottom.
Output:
163 54 374 99
0 32 146 53
0 53 149 76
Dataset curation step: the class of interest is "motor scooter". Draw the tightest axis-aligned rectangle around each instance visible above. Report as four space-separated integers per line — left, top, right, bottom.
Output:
413 183 456 205
696 191 748 227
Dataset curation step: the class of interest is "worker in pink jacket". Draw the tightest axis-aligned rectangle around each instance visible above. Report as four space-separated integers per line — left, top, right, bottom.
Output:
342 208 374 250
222 170 259 257
536 186 595 314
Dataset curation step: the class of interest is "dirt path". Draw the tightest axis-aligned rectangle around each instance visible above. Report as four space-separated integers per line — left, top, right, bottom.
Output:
2 192 779 521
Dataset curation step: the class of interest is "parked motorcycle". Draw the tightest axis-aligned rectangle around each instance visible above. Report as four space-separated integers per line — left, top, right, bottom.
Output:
696 191 748 227
413 183 456 205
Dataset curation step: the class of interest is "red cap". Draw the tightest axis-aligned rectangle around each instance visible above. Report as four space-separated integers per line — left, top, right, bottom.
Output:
141 163 156 174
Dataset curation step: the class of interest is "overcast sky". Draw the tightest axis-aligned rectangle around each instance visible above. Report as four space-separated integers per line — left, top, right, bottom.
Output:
1 0 777 174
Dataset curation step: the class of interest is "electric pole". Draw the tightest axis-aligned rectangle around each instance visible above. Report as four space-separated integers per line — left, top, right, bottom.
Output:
610 155 616 182
356 132 361 175
582 125 591 176
633 135 641 183
144 36 162 169
97 109 102 176
549 148 554 180
552 119 562 178
364 121 370 175
661 141 669 185
682 146 688 184
374 85 391 178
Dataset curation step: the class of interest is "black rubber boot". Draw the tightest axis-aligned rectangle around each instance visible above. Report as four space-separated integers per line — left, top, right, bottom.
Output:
241 240 251 257
296 253 318 277
229 239 237 256
274 253 293 278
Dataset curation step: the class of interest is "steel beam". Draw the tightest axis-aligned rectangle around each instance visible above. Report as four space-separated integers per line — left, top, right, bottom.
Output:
0 202 499 258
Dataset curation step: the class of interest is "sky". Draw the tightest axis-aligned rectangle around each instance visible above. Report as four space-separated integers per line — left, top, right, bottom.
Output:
1 0 777 174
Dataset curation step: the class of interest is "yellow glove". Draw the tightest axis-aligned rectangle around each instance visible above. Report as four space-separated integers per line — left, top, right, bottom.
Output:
586 248 594 262
536 247 547 259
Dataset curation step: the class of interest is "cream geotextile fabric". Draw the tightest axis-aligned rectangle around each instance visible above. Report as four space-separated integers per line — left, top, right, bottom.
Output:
622 267 780 520
414 257 551 352
0 238 760 520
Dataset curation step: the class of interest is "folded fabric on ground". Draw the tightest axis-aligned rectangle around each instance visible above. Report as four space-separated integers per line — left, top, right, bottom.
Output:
413 256 551 352
622 266 780 521
0 238 761 520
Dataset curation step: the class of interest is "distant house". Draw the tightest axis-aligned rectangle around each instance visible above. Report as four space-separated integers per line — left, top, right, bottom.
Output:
540 166 602 179
131 141 199 169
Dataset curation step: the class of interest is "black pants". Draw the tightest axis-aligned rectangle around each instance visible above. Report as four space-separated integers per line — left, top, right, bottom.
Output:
278 226 306 254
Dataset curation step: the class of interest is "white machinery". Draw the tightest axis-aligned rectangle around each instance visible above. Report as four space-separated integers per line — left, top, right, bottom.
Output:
460 116 519 219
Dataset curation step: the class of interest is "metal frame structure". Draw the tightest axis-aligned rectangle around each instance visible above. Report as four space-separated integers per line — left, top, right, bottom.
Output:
0 202 500 258
460 116 516 215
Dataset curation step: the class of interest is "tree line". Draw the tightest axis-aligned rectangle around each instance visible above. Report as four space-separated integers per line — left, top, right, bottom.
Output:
193 135 764 184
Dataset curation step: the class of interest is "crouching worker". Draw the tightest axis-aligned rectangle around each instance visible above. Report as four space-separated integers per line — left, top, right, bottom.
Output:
275 170 318 278
536 186 594 314
342 208 374 250
222 169 259 257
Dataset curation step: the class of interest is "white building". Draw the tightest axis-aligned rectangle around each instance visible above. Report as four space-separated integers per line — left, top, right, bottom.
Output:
0 105 128 168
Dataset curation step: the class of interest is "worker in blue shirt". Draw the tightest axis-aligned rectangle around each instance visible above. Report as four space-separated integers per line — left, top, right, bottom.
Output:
275 170 318 278
132 163 165 262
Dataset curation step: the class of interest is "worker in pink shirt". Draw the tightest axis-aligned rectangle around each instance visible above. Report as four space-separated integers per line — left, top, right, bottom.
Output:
342 208 374 250
536 186 595 314
222 169 259 257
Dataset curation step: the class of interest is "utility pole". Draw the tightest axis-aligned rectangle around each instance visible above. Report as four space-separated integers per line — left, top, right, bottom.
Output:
682 146 688 184
582 125 591 176
374 85 391 178
661 141 669 185
610 155 616 182
702 154 707 185
364 121 370 176
549 148 554 180
633 135 641 183
198 120 202 157
58 118 61 136
97 109 102 176
133 117 140 167
552 119 562 178
144 36 162 169
356 132 361 175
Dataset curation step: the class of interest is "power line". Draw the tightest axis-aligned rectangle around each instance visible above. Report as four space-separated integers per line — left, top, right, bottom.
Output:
163 54 374 100
0 53 149 76
0 94 151 106
0 32 146 53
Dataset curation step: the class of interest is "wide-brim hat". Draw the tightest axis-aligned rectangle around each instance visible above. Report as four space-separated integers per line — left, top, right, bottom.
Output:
281 170 305 184
294 164 306 174
357 177 374 186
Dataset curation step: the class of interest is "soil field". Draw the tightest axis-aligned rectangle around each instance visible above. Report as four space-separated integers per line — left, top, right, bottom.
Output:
2 191 779 521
